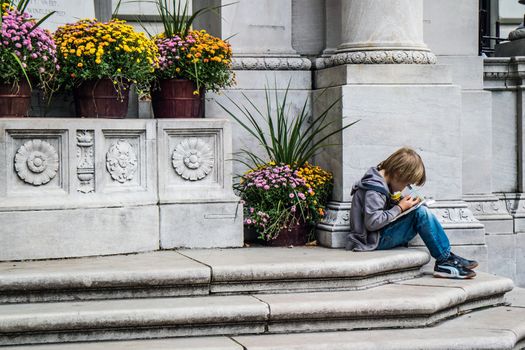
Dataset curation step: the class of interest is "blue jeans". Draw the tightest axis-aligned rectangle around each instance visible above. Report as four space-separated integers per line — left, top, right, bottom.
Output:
376 206 451 262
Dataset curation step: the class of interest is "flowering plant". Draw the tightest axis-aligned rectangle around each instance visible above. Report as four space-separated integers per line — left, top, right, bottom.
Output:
0 1 58 91
54 19 159 96
154 29 234 93
237 162 333 241
219 85 357 243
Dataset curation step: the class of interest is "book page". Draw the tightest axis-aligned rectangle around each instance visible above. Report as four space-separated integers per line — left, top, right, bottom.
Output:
390 200 426 223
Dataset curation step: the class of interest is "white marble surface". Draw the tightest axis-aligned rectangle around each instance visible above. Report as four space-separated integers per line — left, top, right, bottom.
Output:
339 0 428 52
423 0 479 56
314 65 463 201
26 0 95 31
221 0 297 56
461 90 493 195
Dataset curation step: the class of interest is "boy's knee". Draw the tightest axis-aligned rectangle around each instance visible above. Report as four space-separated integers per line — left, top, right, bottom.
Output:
414 205 430 218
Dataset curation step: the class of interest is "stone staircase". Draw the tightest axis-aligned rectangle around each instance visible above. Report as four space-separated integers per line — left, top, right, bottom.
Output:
0 247 522 349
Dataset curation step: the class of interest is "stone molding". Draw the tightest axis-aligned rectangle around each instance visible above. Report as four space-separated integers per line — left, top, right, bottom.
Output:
14 139 59 186
231 56 312 70
427 201 483 229
315 50 437 69
317 201 351 233
499 193 525 218
484 57 525 82
464 195 513 221
316 200 484 248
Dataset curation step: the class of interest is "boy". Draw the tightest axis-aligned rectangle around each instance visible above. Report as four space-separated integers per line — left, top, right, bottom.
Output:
346 147 478 279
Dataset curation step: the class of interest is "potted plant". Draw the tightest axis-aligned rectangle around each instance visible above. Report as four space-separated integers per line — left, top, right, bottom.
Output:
54 18 158 118
237 162 333 246
151 0 234 118
0 0 58 117
219 86 357 246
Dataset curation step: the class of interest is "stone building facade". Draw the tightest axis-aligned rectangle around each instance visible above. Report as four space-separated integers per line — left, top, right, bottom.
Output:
1 0 525 288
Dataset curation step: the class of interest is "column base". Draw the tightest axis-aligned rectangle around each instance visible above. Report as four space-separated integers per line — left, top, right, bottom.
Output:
316 201 351 248
410 201 488 271
464 194 514 234
320 49 437 68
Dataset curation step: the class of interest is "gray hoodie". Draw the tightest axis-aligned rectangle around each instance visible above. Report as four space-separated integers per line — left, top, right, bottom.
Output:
346 167 402 251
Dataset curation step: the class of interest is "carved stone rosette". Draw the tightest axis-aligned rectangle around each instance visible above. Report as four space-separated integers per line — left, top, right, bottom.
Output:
76 130 95 193
172 138 214 181
105 140 138 183
14 139 59 186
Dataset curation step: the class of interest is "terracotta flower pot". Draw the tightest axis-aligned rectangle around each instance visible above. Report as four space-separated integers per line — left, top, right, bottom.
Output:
73 79 129 118
0 80 31 118
151 79 205 118
263 221 311 247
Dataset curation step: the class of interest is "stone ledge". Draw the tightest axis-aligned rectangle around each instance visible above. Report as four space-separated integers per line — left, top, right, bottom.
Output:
5 306 524 350
0 251 210 304
0 247 430 303
1 337 243 350
315 64 452 89
233 306 525 350
179 247 430 293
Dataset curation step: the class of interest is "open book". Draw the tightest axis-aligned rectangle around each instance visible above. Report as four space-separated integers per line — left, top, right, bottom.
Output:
390 200 426 222
390 186 436 222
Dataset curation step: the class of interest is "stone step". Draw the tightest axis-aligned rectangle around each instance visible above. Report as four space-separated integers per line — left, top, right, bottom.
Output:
0 247 430 303
231 305 525 350
0 273 513 346
3 303 524 350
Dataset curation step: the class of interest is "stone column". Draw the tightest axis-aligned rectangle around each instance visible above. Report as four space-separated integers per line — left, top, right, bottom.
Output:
315 1 484 263
330 0 436 66
199 0 312 172
216 0 310 70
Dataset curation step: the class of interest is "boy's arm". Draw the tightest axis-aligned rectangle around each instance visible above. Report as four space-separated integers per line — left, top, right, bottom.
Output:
363 190 402 231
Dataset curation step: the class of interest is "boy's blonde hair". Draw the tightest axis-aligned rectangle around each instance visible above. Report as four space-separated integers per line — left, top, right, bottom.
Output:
378 147 426 186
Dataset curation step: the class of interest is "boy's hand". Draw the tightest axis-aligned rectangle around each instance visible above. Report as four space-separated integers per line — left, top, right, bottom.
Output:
398 195 421 212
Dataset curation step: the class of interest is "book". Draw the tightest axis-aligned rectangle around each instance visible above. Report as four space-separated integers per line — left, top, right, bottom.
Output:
390 186 436 222
390 200 425 222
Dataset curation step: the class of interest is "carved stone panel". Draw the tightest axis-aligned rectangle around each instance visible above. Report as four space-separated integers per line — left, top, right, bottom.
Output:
6 130 66 195
106 139 138 184
167 133 219 187
172 138 214 181
14 139 59 186
76 130 95 193
100 130 146 193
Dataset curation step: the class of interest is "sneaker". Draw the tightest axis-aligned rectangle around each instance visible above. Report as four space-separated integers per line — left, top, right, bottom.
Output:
433 255 476 279
450 252 478 269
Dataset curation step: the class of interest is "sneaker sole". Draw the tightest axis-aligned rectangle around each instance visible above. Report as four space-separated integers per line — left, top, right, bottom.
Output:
433 271 476 279
466 262 479 269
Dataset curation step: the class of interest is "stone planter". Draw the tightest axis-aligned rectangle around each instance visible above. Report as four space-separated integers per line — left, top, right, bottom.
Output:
0 80 31 118
74 79 129 118
152 79 204 118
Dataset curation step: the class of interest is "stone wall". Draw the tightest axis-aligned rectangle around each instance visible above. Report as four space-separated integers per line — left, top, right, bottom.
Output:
0 118 242 261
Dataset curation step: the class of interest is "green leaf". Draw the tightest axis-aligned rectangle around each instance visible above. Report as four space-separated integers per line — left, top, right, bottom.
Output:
10 52 32 90
216 80 358 171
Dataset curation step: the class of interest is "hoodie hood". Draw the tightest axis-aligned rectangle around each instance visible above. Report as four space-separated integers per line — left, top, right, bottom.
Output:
351 167 390 196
